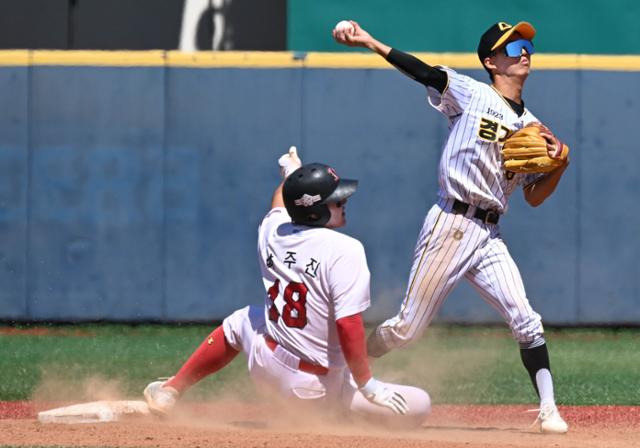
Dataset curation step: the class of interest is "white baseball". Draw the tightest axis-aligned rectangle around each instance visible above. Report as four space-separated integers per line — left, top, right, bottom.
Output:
334 20 355 35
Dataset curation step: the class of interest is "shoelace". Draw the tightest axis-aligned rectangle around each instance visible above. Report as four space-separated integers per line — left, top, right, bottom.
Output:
525 406 560 429
525 407 551 428
525 407 542 428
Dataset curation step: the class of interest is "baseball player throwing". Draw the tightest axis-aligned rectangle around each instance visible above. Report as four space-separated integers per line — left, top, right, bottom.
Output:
143 148 431 426
333 21 569 433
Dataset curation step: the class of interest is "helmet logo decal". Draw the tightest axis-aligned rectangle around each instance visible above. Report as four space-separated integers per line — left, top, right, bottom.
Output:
294 193 322 207
327 167 340 181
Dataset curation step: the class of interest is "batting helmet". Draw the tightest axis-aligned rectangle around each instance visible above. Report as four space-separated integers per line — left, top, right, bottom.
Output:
283 163 358 227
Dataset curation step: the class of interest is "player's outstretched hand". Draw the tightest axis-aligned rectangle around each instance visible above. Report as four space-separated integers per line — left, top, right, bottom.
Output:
332 21 373 48
359 378 409 415
278 146 302 179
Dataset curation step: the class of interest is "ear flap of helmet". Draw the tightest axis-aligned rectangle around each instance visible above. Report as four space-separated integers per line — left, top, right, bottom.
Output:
290 203 331 227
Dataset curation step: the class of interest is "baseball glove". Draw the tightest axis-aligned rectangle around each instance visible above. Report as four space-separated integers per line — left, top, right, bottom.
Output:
501 123 569 173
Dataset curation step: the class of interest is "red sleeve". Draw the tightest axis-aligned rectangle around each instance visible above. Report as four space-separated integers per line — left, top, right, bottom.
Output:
336 313 372 387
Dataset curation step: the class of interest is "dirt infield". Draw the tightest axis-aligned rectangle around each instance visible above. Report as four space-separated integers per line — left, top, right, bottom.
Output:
1 401 638 448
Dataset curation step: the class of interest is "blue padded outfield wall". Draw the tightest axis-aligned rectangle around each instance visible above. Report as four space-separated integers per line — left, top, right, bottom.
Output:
0 51 639 325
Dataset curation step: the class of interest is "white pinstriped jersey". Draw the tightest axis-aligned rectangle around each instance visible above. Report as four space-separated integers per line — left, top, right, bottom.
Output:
257 208 370 368
427 67 541 213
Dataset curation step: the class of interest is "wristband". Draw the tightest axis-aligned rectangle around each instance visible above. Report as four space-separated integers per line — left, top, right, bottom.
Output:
358 377 378 398
280 163 299 179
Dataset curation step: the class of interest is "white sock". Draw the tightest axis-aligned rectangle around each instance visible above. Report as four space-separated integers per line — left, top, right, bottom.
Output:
535 369 556 407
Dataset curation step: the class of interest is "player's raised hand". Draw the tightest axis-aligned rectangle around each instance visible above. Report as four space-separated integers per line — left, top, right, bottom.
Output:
359 378 409 415
278 146 302 179
332 20 373 48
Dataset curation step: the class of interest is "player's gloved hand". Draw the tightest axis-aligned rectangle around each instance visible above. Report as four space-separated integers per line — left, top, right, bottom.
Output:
501 123 570 173
359 377 408 415
530 122 568 160
278 146 302 179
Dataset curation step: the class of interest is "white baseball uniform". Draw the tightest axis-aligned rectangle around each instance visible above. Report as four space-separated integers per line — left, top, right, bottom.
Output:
375 67 546 351
223 207 430 421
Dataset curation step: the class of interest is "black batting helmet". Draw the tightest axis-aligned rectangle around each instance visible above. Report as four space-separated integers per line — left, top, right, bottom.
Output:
283 163 358 227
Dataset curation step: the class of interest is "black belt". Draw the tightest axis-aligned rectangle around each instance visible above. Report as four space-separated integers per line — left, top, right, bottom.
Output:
451 199 500 224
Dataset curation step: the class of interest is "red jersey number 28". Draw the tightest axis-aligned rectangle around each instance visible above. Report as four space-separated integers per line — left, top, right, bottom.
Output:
267 279 308 328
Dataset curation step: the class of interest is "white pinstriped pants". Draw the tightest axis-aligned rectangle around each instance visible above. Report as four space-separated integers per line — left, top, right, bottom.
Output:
376 198 544 351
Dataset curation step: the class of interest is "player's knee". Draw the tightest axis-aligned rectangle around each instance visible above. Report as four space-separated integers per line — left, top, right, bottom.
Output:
223 304 249 329
222 305 259 351
514 330 544 346
366 328 391 358
407 386 432 420
380 317 424 348
511 313 544 345
395 385 432 427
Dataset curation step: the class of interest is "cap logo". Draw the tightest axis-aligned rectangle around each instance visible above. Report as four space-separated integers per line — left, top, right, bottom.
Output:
294 194 322 207
327 167 340 181
498 22 512 31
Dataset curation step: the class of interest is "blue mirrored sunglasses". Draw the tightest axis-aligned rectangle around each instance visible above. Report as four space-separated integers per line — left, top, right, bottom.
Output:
503 39 535 57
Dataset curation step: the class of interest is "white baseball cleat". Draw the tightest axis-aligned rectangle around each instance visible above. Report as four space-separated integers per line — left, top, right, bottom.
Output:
143 380 179 415
533 403 569 434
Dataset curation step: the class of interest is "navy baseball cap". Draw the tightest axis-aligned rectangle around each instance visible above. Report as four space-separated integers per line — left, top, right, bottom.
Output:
477 21 536 63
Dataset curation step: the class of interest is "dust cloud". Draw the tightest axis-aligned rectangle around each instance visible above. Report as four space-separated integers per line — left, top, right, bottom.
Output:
31 372 126 403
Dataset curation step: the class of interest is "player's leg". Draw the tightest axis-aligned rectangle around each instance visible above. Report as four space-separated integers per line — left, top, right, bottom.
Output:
227 307 339 402
245 332 332 401
464 236 568 433
341 373 431 428
368 203 487 357
143 305 259 414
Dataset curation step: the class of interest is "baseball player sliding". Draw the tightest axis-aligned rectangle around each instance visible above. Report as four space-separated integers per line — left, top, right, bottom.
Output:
143 148 431 426
333 21 570 433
